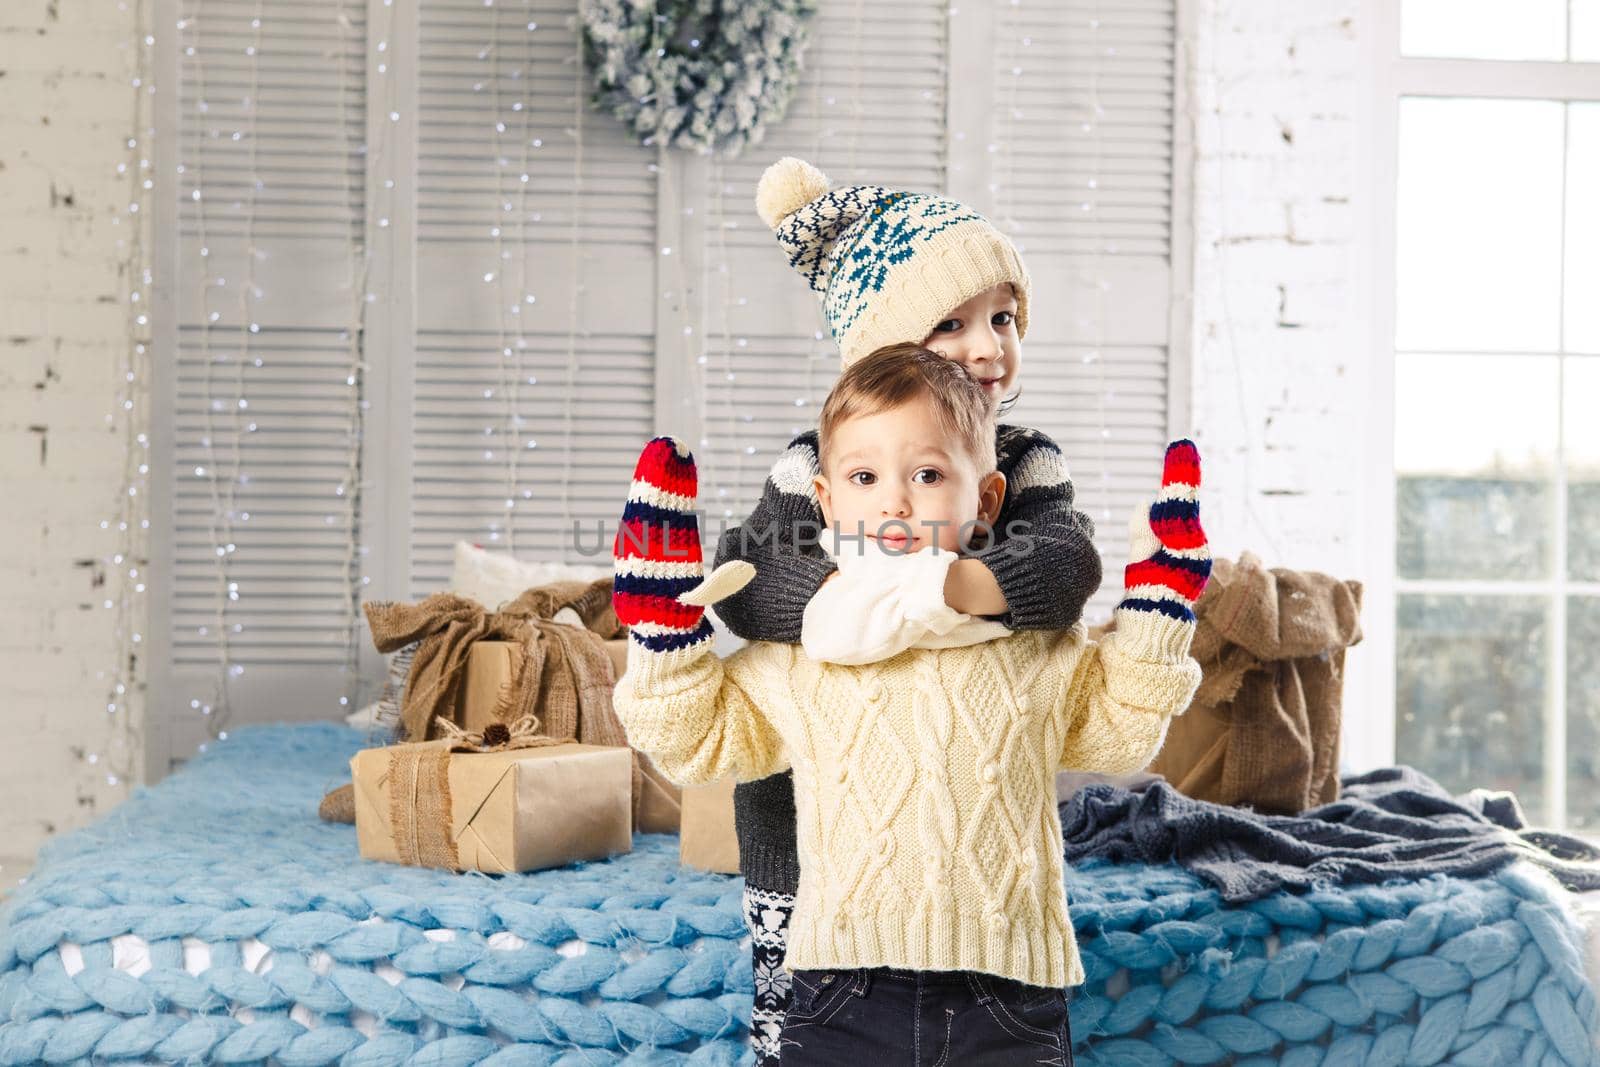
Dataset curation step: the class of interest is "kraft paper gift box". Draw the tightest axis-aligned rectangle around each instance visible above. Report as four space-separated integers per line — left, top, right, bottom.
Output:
351 732 633 874
452 639 630 735
454 639 681 834
679 777 740 874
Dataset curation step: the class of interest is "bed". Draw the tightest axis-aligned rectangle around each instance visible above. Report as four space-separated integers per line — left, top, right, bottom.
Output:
3 723 1598 1065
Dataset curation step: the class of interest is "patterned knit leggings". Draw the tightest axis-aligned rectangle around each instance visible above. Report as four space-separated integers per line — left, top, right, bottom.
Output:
742 884 796 1067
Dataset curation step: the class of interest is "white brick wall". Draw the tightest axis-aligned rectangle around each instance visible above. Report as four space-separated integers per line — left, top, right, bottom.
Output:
1186 0 1382 769
0 0 142 877
1188 0 1367 580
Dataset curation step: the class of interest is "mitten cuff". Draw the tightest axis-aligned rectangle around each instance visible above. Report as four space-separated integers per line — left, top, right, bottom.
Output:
1110 603 1196 665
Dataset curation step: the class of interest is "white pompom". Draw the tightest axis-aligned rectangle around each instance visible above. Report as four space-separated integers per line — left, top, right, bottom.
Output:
755 157 831 230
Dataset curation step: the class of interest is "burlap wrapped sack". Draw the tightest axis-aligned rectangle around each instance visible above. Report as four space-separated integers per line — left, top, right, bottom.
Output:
1149 552 1363 814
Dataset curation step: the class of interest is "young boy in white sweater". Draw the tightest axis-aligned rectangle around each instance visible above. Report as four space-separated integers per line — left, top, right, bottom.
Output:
611 345 1211 1065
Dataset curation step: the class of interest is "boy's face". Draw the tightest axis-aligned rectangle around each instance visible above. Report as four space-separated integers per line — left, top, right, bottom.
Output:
920 283 1022 403
813 395 1006 556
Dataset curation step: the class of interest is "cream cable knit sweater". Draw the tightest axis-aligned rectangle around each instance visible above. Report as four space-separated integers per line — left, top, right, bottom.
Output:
614 609 1201 989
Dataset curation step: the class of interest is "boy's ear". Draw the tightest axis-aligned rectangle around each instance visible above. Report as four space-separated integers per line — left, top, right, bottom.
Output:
812 474 834 526
978 470 1007 527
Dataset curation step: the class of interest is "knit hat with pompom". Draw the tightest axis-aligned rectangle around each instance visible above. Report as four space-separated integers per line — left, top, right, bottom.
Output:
755 157 1032 367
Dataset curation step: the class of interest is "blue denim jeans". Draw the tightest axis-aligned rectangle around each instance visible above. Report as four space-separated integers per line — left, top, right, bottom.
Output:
778 967 1074 1067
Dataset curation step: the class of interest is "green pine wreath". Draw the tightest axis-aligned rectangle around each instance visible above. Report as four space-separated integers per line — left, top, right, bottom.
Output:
580 0 817 156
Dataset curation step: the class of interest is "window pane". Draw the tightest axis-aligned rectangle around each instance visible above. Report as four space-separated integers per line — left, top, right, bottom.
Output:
1568 105 1600 354
1569 359 1600 580
1401 0 1567 59
1396 98 1564 352
1397 594 1547 822
1396 353 1556 580
1575 0 1600 61
1568 597 1600 828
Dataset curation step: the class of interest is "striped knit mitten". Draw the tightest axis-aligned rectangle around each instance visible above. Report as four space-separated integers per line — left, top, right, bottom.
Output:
612 436 753 657
1115 439 1212 660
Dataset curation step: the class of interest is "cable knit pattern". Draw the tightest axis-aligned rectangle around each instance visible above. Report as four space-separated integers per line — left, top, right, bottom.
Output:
615 620 1202 990
711 424 1098 897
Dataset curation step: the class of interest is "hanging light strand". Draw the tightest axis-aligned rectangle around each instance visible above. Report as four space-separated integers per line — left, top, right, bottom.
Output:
334 0 369 713
98 0 158 789
485 5 515 548
557 10 585 555
186 0 243 740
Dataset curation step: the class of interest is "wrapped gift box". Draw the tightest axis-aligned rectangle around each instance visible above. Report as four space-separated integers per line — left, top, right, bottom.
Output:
679 777 739 874
452 638 629 735
451 638 680 834
352 738 632 873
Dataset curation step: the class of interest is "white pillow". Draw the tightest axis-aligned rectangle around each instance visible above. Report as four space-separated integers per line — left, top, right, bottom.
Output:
448 540 610 611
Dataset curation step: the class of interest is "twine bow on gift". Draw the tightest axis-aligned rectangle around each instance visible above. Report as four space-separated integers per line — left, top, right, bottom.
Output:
431 713 567 753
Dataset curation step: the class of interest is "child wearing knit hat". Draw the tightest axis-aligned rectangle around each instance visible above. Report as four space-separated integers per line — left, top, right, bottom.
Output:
710 158 1105 1063
610 345 1210 1064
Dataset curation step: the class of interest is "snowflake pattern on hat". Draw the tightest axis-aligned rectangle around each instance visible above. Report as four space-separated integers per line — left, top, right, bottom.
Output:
825 193 983 340
760 156 1028 365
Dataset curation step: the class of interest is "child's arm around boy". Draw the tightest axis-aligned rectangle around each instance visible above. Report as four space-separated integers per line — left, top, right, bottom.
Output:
710 426 1102 647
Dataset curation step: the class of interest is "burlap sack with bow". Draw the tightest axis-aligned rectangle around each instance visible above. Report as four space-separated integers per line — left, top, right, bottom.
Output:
363 579 619 743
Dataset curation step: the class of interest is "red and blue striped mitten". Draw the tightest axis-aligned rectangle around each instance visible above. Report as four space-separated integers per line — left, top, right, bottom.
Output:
1115 439 1213 659
612 436 752 659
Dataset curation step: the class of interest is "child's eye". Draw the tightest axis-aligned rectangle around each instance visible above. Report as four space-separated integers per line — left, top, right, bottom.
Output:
934 318 961 333
847 471 876 487
912 468 943 486
993 311 1015 327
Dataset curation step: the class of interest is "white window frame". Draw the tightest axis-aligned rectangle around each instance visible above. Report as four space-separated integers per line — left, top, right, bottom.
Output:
1359 0 1600 819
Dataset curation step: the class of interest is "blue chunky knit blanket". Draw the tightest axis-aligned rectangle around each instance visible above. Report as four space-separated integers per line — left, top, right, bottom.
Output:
3 723 1598 1066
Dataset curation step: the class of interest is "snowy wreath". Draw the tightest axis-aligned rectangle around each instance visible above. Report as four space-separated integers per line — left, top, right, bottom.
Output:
580 0 817 156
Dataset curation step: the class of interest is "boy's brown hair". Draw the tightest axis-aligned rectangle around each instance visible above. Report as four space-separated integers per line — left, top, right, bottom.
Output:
817 342 998 474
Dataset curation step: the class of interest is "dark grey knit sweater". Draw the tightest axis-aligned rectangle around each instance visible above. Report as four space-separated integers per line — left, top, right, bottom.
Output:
711 423 1104 894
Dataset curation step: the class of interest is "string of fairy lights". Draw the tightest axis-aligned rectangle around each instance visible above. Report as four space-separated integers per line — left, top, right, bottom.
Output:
472 0 587 555
996 0 1119 544
700 0 852 527
93 0 158 792
334 0 370 719
95 0 1156 778
185 0 249 741
484 0 530 551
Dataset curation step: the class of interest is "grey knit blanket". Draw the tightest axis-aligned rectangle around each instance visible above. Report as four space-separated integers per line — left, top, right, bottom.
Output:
1060 765 1600 902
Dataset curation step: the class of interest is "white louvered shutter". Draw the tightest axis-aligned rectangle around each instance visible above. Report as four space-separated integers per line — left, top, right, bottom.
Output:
152 0 1188 770
991 0 1185 621
157 0 368 765
408 0 657 592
